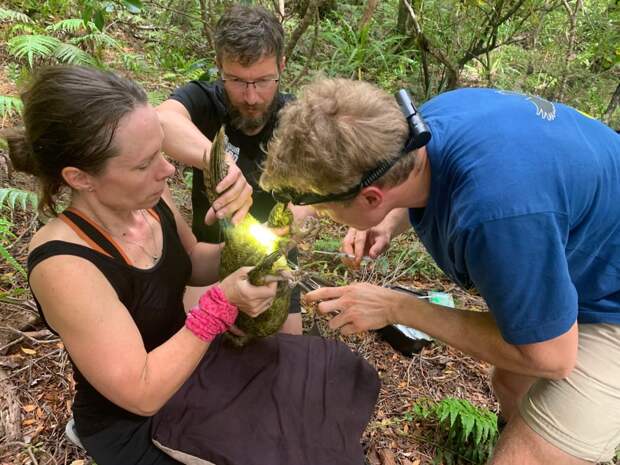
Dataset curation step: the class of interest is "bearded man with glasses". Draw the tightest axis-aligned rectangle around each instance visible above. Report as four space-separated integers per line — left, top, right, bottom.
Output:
157 4 312 334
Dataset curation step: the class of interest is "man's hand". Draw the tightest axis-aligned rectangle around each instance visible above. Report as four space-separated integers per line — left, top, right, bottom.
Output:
205 156 253 225
341 226 391 269
304 283 401 335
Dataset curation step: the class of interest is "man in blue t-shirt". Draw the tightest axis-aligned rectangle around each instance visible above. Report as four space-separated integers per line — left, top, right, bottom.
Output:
260 78 620 464
157 5 313 334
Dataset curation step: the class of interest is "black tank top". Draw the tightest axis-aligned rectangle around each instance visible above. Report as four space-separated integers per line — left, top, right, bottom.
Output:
27 200 192 437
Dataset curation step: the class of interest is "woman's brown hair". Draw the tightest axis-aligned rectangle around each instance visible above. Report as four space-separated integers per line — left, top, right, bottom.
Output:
1 65 147 216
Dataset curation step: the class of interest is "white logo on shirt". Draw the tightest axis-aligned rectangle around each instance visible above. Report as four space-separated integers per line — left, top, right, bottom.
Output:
225 141 240 162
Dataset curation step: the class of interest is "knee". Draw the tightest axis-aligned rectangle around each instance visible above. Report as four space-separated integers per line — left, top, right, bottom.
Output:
491 367 515 399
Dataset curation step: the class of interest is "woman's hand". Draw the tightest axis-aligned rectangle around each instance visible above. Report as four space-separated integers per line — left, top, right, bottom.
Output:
341 226 391 269
220 266 277 317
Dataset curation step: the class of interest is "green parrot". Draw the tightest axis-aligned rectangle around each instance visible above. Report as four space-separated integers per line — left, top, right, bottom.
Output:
203 126 294 347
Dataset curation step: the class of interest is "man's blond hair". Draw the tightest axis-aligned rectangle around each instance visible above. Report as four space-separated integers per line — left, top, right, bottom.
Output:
260 78 415 197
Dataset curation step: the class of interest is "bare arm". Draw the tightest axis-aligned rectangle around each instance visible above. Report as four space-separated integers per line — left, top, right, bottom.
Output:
157 100 252 225
31 255 276 416
30 256 211 416
379 207 412 237
157 99 212 169
307 284 578 380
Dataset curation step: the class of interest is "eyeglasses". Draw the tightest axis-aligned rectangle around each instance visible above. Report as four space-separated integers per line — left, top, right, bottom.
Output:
221 76 279 93
272 150 409 206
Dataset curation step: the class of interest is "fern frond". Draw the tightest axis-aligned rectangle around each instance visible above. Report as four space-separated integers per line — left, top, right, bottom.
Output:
147 90 168 106
72 31 120 49
0 218 26 278
0 187 38 212
0 7 33 24
0 242 26 278
54 43 96 65
47 18 95 34
10 23 37 35
8 34 61 68
0 96 23 120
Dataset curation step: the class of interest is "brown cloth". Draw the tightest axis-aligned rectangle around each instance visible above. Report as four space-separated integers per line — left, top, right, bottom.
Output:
151 333 380 465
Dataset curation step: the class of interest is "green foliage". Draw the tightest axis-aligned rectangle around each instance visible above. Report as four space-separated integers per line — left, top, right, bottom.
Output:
8 34 62 68
309 3 418 89
47 18 95 34
313 237 341 253
71 29 119 49
407 397 498 465
0 95 23 120
182 168 193 190
0 188 39 212
53 42 97 65
147 89 168 106
0 217 26 278
8 32 99 67
0 7 33 24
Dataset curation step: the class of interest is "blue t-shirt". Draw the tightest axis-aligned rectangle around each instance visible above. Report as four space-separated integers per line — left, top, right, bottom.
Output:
410 88 620 344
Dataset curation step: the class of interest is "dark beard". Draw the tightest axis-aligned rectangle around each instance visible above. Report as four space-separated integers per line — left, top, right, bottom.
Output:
224 88 280 134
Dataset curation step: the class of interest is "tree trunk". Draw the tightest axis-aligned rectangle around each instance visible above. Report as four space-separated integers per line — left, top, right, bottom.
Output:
602 82 620 128
397 0 411 34
198 0 214 49
285 0 321 59
358 0 380 31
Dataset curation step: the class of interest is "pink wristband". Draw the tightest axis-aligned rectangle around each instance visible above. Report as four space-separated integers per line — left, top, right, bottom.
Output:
185 285 238 342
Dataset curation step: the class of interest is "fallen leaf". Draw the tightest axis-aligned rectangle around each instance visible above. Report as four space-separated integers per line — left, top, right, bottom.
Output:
22 404 36 412
21 347 36 355
378 449 397 465
70 461 85 465
366 447 381 465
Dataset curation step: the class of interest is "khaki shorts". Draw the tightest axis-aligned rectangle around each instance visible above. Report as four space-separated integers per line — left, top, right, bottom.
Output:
520 323 620 462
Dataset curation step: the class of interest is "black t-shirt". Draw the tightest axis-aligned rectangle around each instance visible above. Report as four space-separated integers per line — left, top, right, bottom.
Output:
169 80 294 243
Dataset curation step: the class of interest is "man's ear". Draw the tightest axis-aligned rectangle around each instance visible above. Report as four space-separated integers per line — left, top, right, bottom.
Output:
61 167 94 192
279 56 286 73
359 186 384 208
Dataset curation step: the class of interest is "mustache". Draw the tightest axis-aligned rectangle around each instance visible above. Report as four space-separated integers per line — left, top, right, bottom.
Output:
223 88 280 132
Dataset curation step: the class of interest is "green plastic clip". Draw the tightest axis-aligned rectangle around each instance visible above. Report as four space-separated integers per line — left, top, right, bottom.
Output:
428 291 455 308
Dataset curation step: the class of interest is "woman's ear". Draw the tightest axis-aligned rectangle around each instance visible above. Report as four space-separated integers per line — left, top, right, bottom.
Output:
61 167 94 192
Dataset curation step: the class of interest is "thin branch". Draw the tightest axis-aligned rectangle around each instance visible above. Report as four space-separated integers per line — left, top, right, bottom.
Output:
289 7 320 87
285 0 321 59
602 82 620 126
557 0 582 101
401 0 458 89
144 0 203 22
358 0 380 31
